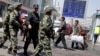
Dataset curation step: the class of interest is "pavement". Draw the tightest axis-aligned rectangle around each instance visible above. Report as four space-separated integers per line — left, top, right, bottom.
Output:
0 28 100 56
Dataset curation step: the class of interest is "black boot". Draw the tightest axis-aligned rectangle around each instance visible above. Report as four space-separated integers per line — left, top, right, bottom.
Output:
54 43 58 47
8 47 12 54
12 50 17 56
23 51 28 56
0 43 4 48
64 47 67 49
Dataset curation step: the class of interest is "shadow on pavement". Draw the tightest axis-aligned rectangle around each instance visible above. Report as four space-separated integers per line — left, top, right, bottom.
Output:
17 46 23 50
18 51 33 56
40 52 46 56
18 52 46 56
2 46 8 49
67 48 75 51
0 45 23 50
55 46 75 51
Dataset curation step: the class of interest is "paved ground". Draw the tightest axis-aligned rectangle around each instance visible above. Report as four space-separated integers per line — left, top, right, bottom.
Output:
0 28 100 56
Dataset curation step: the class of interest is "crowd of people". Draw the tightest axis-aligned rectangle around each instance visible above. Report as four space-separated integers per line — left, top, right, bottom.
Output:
0 2 99 56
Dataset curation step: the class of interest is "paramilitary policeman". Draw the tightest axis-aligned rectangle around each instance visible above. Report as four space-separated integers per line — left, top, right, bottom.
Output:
33 5 56 56
9 3 22 55
0 5 14 54
0 5 14 47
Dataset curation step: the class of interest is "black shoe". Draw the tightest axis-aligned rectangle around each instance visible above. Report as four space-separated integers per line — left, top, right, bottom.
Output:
12 50 17 55
23 51 28 56
54 44 57 47
81 46 85 50
0 43 3 48
75 47 79 49
14 50 17 54
71 45 74 49
36 54 39 56
8 48 12 54
64 47 67 49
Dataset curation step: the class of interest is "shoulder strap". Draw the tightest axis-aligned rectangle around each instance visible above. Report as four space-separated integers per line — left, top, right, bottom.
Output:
5 12 10 23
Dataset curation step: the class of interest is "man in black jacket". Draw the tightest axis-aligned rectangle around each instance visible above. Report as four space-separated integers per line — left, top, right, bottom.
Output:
23 5 40 56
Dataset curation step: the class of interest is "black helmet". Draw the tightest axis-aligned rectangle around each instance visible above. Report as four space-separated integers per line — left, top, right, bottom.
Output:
33 4 39 9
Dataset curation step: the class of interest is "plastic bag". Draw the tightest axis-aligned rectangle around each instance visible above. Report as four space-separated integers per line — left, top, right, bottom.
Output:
71 35 84 44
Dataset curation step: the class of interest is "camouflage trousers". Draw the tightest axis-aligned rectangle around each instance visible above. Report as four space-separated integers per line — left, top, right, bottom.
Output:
0 30 11 46
33 35 52 56
9 28 18 51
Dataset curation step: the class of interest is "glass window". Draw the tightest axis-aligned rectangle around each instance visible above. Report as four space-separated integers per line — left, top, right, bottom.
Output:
28 0 31 7
12 0 31 7
22 0 31 7
0 5 6 17
13 0 18 2
13 0 22 2
18 0 22 2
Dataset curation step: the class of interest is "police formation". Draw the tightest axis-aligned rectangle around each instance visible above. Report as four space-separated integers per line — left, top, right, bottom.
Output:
0 2 56 56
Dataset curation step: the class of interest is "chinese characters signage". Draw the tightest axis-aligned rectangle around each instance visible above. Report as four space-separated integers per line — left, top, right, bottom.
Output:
62 0 86 18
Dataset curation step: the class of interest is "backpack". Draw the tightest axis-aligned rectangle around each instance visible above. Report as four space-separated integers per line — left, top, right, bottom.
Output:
66 24 73 35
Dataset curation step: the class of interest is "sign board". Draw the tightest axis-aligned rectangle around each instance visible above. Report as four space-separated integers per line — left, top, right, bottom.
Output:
62 0 86 18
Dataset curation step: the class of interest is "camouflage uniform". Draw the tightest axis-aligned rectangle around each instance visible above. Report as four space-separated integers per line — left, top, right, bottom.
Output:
0 5 14 49
33 6 56 56
9 3 22 54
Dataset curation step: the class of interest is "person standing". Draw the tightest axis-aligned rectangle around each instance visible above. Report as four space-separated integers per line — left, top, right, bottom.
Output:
9 3 22 55
93 17 100 45
54 17 67 49
33 5 56 56
23 5 40 56
0 5 14 52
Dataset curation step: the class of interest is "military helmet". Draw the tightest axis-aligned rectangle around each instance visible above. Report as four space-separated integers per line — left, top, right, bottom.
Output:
44 5 56 13
8 5 14 11
13 2 22 8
